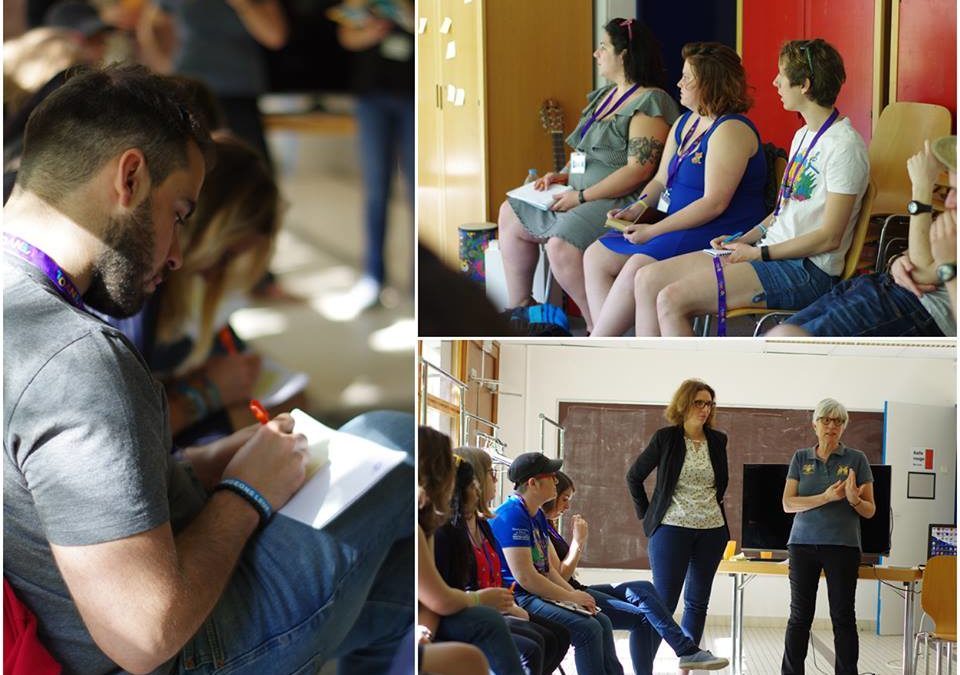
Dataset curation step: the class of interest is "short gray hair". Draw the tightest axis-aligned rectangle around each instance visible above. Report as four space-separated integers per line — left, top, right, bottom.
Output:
812 398 848 426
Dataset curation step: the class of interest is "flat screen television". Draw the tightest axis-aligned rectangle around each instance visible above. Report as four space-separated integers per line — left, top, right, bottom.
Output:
741 464 891 559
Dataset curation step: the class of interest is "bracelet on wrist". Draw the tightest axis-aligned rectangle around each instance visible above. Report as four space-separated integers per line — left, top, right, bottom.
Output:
214 478 273 526
850 499 862 507
578 189 586 204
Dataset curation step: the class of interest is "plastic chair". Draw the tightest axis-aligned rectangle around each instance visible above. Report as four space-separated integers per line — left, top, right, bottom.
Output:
868 102 952 218
702 181 876 336
913 555 957 675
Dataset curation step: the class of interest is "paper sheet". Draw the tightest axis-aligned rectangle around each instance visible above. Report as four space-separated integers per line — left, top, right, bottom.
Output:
505 182 573 211
418 17 427 33
279 410 407 530
702 249 733 257
454 88 465 106
439 17 452 33
445 41 456 59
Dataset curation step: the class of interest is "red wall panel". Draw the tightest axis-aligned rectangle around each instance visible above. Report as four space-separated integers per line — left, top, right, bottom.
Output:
741 0 804 152
896 0 957 130
741 0 877 152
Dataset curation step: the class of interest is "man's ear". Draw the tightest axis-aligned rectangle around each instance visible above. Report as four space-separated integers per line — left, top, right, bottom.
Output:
113 149 150 209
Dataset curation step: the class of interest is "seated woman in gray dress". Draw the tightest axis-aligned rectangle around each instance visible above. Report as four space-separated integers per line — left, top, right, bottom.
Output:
497 17 679 333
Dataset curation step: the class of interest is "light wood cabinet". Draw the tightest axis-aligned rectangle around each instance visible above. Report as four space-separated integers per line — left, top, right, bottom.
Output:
417 0 594 266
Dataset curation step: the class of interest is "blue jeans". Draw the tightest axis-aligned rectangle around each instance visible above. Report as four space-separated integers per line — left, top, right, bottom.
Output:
356 93 414 284
646 525 727 664
435 605 524 675
784 272 945 336
589 581 698 675
172 411 414 675
517 591 624 675
749 257 836 309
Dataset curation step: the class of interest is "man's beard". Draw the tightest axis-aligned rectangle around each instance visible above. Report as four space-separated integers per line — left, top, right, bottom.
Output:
85 196 157 318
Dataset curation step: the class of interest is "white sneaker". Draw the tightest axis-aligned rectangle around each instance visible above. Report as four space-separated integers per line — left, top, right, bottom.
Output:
677 649 729 670
318 276 381 321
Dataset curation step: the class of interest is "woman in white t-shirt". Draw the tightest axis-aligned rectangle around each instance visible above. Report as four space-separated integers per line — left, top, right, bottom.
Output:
630 38 869 336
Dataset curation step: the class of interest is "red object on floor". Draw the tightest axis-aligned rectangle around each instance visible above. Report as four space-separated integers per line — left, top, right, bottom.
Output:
4 578 61 675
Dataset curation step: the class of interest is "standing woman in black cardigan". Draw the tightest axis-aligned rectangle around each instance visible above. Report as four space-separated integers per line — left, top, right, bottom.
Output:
626 379 729 672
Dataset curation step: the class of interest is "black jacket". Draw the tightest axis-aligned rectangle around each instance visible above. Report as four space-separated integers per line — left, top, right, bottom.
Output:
626 424 729 537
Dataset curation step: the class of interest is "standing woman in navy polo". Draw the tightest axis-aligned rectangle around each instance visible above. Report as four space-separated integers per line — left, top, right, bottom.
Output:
626 379 729 672
781 398 874 675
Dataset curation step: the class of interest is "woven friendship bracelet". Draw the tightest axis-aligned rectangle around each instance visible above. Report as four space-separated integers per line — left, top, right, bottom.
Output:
215 478 273 526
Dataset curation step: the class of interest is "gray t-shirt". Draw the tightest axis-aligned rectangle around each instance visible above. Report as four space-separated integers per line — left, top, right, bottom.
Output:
919 287 957 336
786 444 873 548
158 0 267 96
3 254 207 674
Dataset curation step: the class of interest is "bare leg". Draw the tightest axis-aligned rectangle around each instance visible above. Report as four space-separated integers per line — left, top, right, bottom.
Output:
498 200 545 307
656 259 767 336
544 238 593 330
421 642 489 675
633 252 714 336
764 323 811 337
584 241 628 330
591 252 657 336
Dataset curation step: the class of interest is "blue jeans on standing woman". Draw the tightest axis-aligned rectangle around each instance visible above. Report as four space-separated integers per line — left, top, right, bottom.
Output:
646 524 728 665
356 93 414 284
172 411 414 675
588 580 700 675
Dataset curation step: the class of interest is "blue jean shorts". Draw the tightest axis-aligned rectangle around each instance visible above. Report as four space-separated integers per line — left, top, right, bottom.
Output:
784 272 945 336
749 257 836 309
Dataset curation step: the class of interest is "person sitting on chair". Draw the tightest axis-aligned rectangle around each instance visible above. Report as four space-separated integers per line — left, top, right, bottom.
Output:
629 38 869 336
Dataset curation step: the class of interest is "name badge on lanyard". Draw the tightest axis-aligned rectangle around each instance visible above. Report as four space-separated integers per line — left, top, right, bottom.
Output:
570 151 586 174
657 189 671 213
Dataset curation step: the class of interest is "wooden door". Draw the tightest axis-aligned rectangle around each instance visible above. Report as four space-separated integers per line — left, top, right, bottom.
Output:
416 0 446 255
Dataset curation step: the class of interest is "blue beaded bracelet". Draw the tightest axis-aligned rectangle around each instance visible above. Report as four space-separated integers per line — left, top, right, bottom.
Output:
214 478 273 526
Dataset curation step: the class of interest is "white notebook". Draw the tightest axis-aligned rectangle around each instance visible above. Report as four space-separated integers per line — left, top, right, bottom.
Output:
702 248 733 257
279 409 407 529
506 182 573 211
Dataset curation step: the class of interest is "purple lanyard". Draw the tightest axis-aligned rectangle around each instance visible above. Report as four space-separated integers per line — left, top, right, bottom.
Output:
666 116 717 190
773 108 839 216
713 255 728 337
3 233 85 310
579 84 640 139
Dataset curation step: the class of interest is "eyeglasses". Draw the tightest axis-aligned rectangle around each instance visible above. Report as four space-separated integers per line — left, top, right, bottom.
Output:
817 417 845 427
692 400 716 410
800 42 815 83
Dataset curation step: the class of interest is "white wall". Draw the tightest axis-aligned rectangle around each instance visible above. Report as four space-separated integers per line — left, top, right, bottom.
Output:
495 341 957 627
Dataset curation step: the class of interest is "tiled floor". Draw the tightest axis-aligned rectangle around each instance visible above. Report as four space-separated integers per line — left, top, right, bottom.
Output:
559 622 928 674
230 125 415 427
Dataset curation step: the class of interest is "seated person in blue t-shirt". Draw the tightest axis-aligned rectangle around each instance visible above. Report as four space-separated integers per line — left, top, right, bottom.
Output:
542 471 728 674
489 452 623 675
767 136 956 337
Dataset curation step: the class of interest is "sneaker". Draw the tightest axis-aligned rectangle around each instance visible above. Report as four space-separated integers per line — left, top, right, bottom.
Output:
677 649 729 670
317 276 381 321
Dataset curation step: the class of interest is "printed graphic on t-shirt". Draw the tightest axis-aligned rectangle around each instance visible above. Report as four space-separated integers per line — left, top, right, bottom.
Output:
790 148 822 202
531 527 550 574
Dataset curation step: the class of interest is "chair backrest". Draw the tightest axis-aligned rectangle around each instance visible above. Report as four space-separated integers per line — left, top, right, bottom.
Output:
868 102 952 216
840 180 876 280
762 142 789 213
921 555 957 638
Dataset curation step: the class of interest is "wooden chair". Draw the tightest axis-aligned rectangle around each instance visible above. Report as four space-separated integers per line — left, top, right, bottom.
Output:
702 181 876 336
869 102 952 218
913 555 957 675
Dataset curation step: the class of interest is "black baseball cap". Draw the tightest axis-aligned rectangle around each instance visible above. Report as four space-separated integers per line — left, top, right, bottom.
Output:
508 452 563 486
44 1 112 37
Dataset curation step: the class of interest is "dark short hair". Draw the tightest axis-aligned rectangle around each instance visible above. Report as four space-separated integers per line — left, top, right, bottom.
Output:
681 42 752 116
18 63 213 205
779 39 846 107
605 18 666 89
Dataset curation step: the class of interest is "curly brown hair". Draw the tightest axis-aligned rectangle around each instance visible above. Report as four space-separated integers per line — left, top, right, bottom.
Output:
779 38 846 108
681 42 752 116
664 379 717 427
418 426 454 536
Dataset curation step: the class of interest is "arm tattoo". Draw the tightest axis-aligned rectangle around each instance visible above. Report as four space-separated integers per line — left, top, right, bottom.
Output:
628 136 664 167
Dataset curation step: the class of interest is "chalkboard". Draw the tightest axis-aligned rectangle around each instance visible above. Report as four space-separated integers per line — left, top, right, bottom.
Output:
557 402 884 569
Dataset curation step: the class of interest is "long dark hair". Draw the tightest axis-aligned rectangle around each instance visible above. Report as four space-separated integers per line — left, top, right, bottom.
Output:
418 426 454 536
439 459 479 590
605 18 666 89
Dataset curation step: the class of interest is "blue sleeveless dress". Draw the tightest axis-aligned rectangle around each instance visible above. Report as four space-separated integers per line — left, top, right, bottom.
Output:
598 111 767 258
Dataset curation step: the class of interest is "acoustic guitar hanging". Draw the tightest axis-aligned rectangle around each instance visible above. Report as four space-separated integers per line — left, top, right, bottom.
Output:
538 99 566 173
